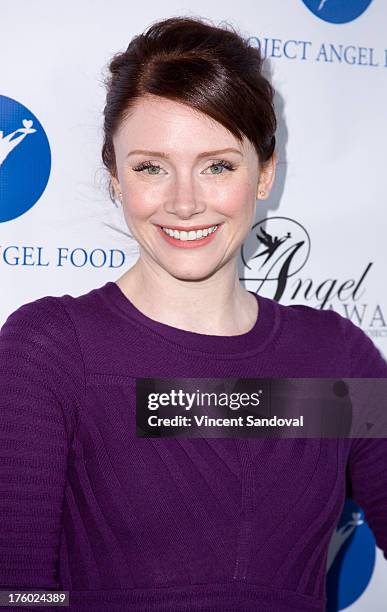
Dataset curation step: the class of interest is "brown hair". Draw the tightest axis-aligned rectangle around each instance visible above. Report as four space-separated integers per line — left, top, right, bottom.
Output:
101 15 277 202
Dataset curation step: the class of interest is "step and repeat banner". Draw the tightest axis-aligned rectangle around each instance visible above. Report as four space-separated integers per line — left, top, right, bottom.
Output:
1 0 386 609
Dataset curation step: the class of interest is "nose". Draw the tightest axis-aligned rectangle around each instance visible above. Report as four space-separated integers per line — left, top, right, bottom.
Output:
165 171 205 219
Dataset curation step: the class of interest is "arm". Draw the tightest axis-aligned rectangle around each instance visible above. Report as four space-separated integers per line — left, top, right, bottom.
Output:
0 296 84 590
342 317 387 560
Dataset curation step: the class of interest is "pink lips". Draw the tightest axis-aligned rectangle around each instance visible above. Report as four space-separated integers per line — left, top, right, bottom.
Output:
157 224 222 248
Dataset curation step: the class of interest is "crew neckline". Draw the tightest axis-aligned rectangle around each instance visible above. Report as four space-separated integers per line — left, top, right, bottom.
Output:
102 280 281 357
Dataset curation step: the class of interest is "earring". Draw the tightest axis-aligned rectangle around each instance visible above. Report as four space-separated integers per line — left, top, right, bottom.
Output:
118 191 122 201
259 190 266 198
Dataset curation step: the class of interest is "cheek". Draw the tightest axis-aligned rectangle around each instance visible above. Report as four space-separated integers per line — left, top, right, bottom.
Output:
122 183 159 221
215 181 254 218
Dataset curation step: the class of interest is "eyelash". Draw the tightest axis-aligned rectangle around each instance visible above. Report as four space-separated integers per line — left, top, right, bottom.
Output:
132 159 236 175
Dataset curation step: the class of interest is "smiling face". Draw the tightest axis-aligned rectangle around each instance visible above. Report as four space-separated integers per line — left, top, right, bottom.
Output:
111 94 276 282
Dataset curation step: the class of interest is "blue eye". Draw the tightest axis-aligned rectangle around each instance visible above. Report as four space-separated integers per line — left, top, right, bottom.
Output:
207 160 236 174
132 161 163 174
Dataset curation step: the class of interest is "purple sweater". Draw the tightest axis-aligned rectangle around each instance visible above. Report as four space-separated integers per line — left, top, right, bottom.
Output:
0 280 386 611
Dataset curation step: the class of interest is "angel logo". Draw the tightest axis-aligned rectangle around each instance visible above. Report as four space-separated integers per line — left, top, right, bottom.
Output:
326 500 376 610
241 217 311 301
0 95 51 222
302 0 373 24
252 228 292 266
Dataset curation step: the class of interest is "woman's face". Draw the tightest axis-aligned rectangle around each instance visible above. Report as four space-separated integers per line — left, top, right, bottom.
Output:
112 94 276 282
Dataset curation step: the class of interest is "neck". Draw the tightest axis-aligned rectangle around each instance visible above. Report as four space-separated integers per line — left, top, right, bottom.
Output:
115 259 258 336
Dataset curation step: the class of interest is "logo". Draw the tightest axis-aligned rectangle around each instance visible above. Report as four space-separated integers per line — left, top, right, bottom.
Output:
302 0 373 24
0 95 51 222
326 500 376 610
241 216 311 302
241 216 386 337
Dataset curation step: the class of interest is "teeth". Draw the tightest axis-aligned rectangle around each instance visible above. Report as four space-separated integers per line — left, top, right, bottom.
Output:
162 225 218 241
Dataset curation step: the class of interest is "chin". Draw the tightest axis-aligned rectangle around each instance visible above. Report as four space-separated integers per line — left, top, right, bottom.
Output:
164 264 220 283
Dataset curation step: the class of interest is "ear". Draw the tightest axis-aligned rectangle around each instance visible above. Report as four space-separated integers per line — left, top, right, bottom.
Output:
111 175 121 200
256 150 277 200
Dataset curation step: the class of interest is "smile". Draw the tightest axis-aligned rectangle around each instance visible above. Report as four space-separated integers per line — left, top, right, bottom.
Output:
157 224 223 248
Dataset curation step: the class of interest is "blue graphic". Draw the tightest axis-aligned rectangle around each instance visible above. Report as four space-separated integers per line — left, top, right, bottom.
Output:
0 95 51 222
326 499 376 611
302 0 373 24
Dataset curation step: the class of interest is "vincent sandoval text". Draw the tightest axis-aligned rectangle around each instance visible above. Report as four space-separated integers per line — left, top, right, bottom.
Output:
193 415 304 427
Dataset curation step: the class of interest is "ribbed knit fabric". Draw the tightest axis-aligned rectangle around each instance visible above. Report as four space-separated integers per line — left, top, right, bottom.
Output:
0 279 386 611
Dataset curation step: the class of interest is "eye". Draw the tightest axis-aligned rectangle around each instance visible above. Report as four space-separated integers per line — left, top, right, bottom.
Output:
204 160 236 175
132 161 165 175
132 159 237 176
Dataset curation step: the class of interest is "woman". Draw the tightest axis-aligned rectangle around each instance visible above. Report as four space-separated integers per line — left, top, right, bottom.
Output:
0 15 386 612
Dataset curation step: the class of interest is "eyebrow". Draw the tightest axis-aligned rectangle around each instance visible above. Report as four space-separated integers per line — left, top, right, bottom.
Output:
126 147 243 159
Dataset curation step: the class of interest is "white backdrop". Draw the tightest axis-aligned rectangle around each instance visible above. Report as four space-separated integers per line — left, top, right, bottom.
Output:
1 1 386 609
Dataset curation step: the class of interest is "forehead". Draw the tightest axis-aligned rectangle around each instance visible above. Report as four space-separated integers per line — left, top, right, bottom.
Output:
113 94 251 156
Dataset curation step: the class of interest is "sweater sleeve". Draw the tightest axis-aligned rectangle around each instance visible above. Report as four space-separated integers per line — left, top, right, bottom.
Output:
0 296 84 591
342 316 387 561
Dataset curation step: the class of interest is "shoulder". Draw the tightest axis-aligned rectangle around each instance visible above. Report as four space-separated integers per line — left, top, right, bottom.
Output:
0 281 120 379
1 281 110 345
1 292 79 350
0 292 87 447
273 300 387 377
0 292 86 401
